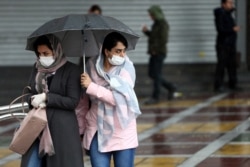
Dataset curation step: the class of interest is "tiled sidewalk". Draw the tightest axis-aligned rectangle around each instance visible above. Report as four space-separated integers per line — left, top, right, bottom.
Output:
1 91 250 167
135 92 250 167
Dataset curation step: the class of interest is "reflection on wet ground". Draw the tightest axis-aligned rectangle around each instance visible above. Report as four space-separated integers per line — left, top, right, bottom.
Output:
1 91 250 167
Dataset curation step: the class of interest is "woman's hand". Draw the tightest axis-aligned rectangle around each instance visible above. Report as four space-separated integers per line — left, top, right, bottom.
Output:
142 24 148 32
31 93 46 108
81 73 92 88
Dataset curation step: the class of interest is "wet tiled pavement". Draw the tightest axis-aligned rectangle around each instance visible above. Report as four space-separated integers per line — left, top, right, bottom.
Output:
136 92 250 167
1 91 250 167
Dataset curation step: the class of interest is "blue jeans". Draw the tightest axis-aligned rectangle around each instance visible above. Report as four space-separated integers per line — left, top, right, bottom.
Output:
27 140 41 167
89 133 135 167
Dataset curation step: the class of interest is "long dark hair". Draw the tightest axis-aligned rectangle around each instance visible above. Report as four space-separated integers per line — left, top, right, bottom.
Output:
101 32 128 55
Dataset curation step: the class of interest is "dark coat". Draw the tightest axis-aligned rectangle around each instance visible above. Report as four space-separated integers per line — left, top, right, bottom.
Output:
21 61 83 167
214 7 237 47
143 5 169 56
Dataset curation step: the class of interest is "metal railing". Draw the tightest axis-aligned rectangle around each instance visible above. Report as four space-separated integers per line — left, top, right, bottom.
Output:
0 103 28 121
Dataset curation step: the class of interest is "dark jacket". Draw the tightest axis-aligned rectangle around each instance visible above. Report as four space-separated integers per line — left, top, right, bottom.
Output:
144 5 169 55
214 7 237 47
21 61 83 167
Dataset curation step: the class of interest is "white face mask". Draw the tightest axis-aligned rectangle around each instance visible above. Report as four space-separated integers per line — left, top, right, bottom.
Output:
39 56 55 67
108 55 125 66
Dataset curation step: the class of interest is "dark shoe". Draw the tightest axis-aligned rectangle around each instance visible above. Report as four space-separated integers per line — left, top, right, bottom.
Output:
168 89 176 100
168 90 175 100
144 98 159 105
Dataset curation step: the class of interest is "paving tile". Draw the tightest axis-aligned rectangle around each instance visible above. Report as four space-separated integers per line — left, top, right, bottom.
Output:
140 133 183 143
232 133 250 142
212 99 247 107
215 144 250 155
141 100 201 109
137 123 155 133
242 159 250 167
141 108 183 114
214 114 250 121
0 160 20 167
166 100 201 108
181 115 216 122
196 157 248 167
241 100 250 106
134 157 186 167
161 122 239 134
200 106 250 113
174 133 222 142
195 122 239 133
136 144 206 155
137 115 170 124
161 123 203 133
0 148 12 159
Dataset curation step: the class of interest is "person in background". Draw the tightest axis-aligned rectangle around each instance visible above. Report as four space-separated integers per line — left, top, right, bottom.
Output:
213 0 241 92
21 35 83 167
88 4 102 15
76 32 141 167
142 5 178 105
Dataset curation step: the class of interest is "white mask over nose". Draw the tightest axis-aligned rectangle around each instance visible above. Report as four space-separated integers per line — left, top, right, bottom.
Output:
108 55 125 66
39 56 55 67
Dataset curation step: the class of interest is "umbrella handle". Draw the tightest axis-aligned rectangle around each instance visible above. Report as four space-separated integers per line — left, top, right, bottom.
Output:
83 54 85 73
82 30 86 73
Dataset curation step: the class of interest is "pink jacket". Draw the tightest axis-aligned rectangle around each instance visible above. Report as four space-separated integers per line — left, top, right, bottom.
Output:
76 57 139 152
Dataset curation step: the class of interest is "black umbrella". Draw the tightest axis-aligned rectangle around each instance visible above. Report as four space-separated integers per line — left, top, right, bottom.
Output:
26 14 140 71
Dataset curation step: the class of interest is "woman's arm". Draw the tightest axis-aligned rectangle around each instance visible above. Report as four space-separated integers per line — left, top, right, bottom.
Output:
86 82 116 106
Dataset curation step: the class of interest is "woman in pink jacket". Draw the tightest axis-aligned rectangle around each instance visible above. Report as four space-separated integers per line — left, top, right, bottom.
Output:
76 32 141 167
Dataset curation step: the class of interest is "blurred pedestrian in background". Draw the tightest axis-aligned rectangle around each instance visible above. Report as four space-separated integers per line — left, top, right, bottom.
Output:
213 0 241 92
88 4 102 15
142 5 178 105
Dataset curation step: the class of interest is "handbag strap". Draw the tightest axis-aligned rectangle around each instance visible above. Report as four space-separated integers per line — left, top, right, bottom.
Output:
9 86 32 122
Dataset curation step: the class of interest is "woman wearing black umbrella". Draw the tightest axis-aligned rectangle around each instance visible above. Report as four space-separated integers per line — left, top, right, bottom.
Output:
21 35 83 167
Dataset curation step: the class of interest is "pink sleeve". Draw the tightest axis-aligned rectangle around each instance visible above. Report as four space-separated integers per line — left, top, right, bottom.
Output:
75 94 89 135
86 82 116 106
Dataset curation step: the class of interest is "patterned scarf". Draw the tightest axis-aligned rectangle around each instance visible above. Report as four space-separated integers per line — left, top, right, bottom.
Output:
35 34 67 93
88 51 141 152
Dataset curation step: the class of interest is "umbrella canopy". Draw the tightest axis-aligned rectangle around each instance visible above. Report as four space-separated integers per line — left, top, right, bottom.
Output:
26 14 140 58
